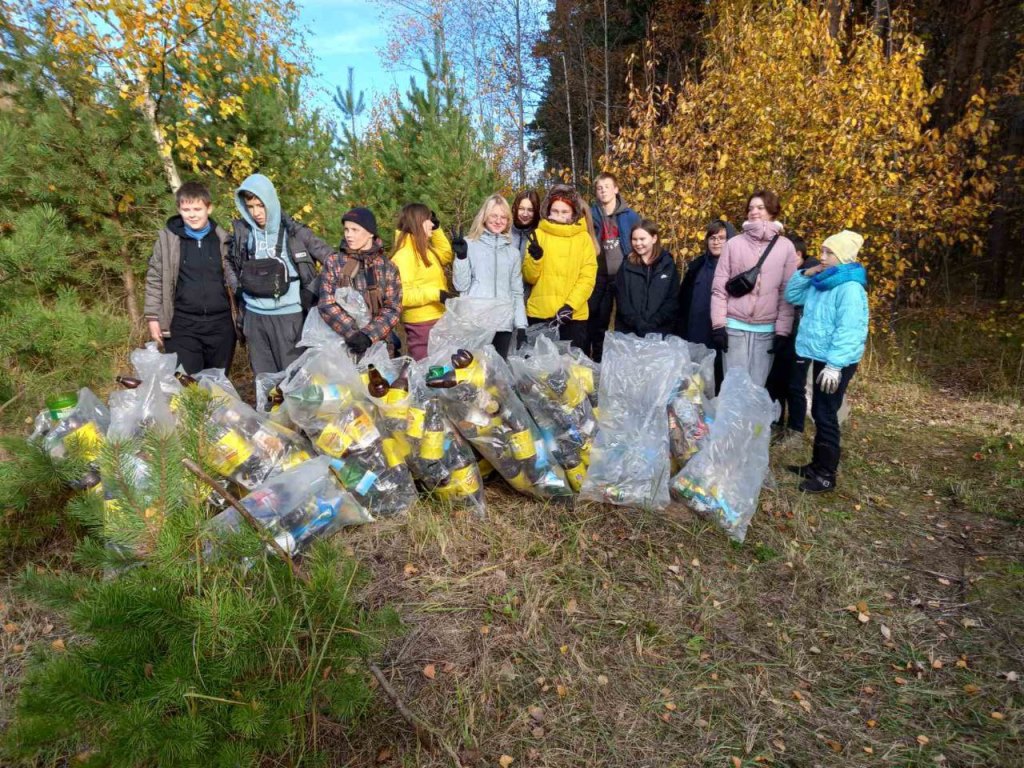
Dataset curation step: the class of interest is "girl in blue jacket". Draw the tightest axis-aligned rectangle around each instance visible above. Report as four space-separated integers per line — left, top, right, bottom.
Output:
783 230 869 493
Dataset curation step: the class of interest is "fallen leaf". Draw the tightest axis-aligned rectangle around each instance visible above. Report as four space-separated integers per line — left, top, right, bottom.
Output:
1001 671 1018 682
556 684 568 698
667 565 680 575
531 726 545 738
731 758 742 768
321 665 332 680
961 618 980 628
956 656 968 668
963 683 980 695
880 624 892 640
863 746 874 755
825 740 842 753
771 738 786 752
144 663 154 678
856 600 869 614
559 644 569 655
894 676 908 685
916 735 929 746
402 563 418 577
660 712 671 722
376 746 393 763
12 643 25 653
809 646 822 654
990 711 1005 721
695 717 709 728
937 577 951 586
42 623 54 634
862 685 876 694
480 625 491 635
866 719 877 728
565 598 578 614
664 701 677 711
499 756 514 768
691 558 701 567
51 638 65 652
443 661 456 673
2 622 17 634
422 663 436 680
596 674 609 686
858 612 871 624
932 659 944 670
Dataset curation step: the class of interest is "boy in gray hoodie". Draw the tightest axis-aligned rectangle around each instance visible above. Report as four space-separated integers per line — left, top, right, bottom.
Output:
229 174 336 374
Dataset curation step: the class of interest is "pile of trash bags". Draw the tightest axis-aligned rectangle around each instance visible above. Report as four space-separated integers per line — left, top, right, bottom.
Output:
28 320 783 556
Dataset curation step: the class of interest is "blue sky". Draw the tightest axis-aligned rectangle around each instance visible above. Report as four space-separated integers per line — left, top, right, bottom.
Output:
298 0 406 117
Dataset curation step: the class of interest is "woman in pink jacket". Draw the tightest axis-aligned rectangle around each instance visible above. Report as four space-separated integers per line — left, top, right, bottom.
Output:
710 189 800 387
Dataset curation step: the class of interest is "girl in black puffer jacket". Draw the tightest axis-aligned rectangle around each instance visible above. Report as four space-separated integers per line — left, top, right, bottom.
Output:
614 219 679 337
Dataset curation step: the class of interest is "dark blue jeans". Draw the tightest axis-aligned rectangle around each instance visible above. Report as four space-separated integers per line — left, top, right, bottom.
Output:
810 361 857 481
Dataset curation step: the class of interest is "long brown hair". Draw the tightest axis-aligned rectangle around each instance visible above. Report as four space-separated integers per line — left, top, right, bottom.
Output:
511 189 540 229
393 203 433 268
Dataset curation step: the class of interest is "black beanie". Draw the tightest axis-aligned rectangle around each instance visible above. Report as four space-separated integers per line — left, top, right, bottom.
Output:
342 207 378 238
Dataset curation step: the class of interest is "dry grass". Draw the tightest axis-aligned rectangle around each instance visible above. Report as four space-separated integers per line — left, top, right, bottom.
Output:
2 369 1022 767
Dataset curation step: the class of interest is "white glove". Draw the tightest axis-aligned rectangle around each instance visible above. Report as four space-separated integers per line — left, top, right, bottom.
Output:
816 365 841 394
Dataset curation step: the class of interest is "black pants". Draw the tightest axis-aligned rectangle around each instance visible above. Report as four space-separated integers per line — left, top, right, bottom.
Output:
165 312 236 374
527 316 588 351
810 361 857 482
767 337 811 431
492 331 512 359
586 273 615 362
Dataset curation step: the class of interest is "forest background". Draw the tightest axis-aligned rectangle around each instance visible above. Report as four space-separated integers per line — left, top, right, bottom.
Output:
0 0 1022 424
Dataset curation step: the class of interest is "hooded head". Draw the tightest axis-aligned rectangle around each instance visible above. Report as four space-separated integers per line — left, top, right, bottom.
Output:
235 174 281 233
822 229 864 264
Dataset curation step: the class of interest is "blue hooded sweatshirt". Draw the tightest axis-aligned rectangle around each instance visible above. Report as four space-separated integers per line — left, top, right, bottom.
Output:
235 174 301 315
785 262 869 368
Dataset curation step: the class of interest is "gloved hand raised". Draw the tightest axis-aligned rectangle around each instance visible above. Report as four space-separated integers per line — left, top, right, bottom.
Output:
527 232 543 260
816 365 841 394
346 331 372 356
451 228 468 260
555 304 574 325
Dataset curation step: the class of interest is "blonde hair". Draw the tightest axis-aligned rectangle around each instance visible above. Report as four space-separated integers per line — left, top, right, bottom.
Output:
467 194 513 241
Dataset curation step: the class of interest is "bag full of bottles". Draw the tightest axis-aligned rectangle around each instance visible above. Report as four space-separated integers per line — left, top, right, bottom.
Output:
579 332 688 510
107 343 183 439
279 340 417 517
509 335 598 492
209 455 373 556
426 345 571 501
30 387 110 490
671 368 777 542
667 357 715 471
199 378 313 492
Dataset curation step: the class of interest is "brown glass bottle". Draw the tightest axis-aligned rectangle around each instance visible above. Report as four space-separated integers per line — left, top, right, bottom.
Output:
366 365 390 398
115 375 143 389
174 371 198 387
390 361 411 393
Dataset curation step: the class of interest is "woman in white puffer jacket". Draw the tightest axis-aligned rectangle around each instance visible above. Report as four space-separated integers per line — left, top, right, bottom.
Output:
452 193 528 358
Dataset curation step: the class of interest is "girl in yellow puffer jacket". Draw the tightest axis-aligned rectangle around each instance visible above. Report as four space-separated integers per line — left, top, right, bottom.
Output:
391 203 454 360
522 185 598 351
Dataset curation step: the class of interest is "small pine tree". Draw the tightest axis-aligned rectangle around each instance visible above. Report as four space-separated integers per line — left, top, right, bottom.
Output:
342 35 507 236
4 388 398 767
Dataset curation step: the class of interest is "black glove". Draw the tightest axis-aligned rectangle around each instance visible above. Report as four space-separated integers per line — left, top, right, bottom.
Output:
452 229 468 260
711 327 729 352
430 210 440 230
345 331 371 355
527 233 543 260
799 257 820 273
516 328 527 348
555 304 574 325
439 289 456 303
769 334 788 355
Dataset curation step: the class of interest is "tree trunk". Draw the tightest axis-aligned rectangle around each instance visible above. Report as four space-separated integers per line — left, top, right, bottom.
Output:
122 249 141 329
515 0 525 187
825 0 846 39
602 0 611 160
560 53 576 185
137 73 182 193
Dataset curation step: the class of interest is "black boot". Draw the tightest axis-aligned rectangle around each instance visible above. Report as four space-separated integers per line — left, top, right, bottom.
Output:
799 473 836 493
786 463 816 478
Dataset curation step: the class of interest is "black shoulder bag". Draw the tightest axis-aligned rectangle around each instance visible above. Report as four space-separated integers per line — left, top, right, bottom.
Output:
725 234 779 298
239 225 295 299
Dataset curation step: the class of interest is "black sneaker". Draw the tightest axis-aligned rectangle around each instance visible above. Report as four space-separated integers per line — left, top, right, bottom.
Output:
799 474 835 494
786 463 816 478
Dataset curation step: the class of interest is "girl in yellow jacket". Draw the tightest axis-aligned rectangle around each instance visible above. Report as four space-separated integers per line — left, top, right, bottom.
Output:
523 184 599 350
391 203 455 360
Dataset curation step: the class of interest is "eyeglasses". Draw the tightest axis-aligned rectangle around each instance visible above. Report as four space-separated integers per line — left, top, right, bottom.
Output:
708 234 727 243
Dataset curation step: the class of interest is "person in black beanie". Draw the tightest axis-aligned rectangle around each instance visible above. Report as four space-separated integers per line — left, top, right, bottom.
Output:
318 207 403 359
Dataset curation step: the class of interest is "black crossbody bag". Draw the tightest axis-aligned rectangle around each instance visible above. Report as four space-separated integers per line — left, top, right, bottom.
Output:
725 234 779 298
239 226 296 299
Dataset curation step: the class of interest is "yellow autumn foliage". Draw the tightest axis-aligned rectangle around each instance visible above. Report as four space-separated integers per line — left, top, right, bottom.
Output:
606 0 1005 322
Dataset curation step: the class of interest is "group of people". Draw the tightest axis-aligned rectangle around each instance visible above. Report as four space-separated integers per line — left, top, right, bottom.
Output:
143 174 869 494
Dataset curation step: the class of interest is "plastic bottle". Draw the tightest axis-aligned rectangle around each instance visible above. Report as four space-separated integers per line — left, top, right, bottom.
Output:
45 391 78 421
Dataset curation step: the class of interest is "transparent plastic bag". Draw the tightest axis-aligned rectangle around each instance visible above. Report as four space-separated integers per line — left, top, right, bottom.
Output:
400 359 485 515
667 360 713 471
38 387 110 464
427 346 571 501
209 455 373 556
510 335 599 492
687 342 717 403
428 296 514 357
199 378 314 492
579 333 688 510
670 368 778 542
108 343 181 439
195 369 241 402
280 340 417 517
